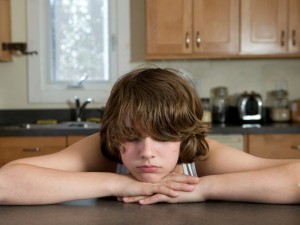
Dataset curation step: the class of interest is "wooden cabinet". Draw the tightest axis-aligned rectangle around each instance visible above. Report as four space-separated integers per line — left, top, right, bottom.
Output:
241 0 300 54
146 0 239 59
289 0 300 53
193 0 239 54
0 0 12 61
0 136 67 166
146 0 300 59
67 135 86 146
247 134 300 159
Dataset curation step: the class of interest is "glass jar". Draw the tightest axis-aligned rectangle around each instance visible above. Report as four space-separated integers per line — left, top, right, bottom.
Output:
268 90 290 122
201 98 212 123
211 87 228 124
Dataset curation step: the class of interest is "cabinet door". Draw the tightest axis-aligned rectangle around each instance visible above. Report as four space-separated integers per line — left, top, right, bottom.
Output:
241 0 288 53
288 0 300 52
193 0 239 54
67 135 86 146
248 134 300 159
146 0 193 57
0 136 67 166
0 0 12 61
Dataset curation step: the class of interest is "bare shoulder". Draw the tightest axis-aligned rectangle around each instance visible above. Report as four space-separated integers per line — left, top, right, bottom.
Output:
195 138 296 176
4 133 116 173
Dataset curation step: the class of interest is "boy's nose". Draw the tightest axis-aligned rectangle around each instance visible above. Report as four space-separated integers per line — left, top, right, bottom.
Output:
139 137 155 159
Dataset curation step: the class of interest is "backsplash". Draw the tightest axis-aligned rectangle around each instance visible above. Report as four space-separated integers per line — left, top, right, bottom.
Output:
134 59 300 102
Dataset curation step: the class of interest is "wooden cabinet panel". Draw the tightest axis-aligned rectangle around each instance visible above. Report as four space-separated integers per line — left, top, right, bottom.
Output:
67 135 86 146
0 0 12 61
241 0 300 55
248 134 300 159
146 0 239 58
193 0 239 54
146 0 193 56
0 136 67 166
241 0 288 53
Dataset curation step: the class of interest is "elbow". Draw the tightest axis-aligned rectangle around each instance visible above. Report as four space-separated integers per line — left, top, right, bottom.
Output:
286 162 300 204
0 167 10 205
0 164 23 205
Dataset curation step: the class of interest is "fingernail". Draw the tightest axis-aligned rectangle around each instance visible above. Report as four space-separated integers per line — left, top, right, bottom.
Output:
298 182 300 188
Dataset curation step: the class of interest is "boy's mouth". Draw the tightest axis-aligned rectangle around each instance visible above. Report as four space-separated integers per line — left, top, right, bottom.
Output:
137 165 160 173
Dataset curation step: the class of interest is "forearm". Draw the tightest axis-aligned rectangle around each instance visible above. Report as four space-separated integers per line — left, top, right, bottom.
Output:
0 164 120 205
201 162 300 204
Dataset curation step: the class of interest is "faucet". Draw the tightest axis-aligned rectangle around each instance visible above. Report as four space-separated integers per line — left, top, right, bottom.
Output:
74 96 94 122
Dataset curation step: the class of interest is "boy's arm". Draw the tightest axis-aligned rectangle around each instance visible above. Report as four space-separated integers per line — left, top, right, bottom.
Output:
0 133 194 205
128 139 300 204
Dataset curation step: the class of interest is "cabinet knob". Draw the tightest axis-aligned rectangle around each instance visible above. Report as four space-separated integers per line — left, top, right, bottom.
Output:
22 147 41 152
196 31 201 47
281 30 285 46
185 32 190 48
292 30 296 46
291 145 300 150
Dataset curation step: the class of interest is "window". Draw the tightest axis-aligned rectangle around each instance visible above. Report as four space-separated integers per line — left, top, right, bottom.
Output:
27 0 130 104
49 0 110 83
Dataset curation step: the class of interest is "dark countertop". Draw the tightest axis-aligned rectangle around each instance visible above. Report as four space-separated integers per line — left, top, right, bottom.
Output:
0 125 100 136
0 109 299 136
211 123 300 134
0 198 299 225
0 123 300 136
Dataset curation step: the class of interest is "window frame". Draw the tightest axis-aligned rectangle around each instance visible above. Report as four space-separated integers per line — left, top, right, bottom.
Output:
27 0 130 104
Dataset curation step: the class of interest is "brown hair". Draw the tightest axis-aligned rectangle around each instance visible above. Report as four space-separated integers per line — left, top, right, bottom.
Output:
100 68 209 163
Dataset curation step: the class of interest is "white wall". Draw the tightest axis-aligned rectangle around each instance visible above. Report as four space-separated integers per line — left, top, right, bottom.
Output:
0 0 299 109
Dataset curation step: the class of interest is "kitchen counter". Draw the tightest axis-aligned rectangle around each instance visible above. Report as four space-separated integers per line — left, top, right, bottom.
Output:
0 123 300 136
0 109 299 136
0 198 299 225
211 123 300 134
0 124 100 136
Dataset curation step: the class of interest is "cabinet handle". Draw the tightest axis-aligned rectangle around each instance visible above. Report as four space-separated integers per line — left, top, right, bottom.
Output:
281 30 285 46
196 31 201 47
291 145 300 150
185 32 190 48
292 30 296 46
22 147 41 152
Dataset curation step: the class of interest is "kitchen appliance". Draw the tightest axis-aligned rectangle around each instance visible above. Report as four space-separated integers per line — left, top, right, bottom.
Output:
237 91 263 122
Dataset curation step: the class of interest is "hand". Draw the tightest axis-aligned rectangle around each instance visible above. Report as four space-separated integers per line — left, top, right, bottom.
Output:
118 172 201 203
138 183 206 204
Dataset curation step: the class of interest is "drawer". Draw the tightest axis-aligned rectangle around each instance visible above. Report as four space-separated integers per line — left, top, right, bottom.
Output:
248 134 300 159
0 136 67 166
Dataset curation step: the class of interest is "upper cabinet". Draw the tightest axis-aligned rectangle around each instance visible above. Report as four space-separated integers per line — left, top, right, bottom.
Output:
0 0 11 61
193 0 239 55
146 0 239 59
289 0 300 53
146 0 193 56
241 0 300 54
146 0 300 59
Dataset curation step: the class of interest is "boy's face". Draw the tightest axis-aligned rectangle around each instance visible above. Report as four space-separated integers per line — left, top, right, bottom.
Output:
120 137 181 183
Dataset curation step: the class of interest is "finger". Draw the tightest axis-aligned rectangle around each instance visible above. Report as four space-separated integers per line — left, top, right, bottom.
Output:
139 194 176 205
164 181 196 192
121 196 146 203
150 185 179 198
164 173 200 184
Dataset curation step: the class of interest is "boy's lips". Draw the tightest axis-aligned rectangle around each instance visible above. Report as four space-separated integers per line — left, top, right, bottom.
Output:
137 165 160 173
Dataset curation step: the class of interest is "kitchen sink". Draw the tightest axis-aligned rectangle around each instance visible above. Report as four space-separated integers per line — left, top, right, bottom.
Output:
59 121 100 128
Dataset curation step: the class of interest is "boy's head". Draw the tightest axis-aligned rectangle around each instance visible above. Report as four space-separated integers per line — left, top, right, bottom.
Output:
100 68 209 163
